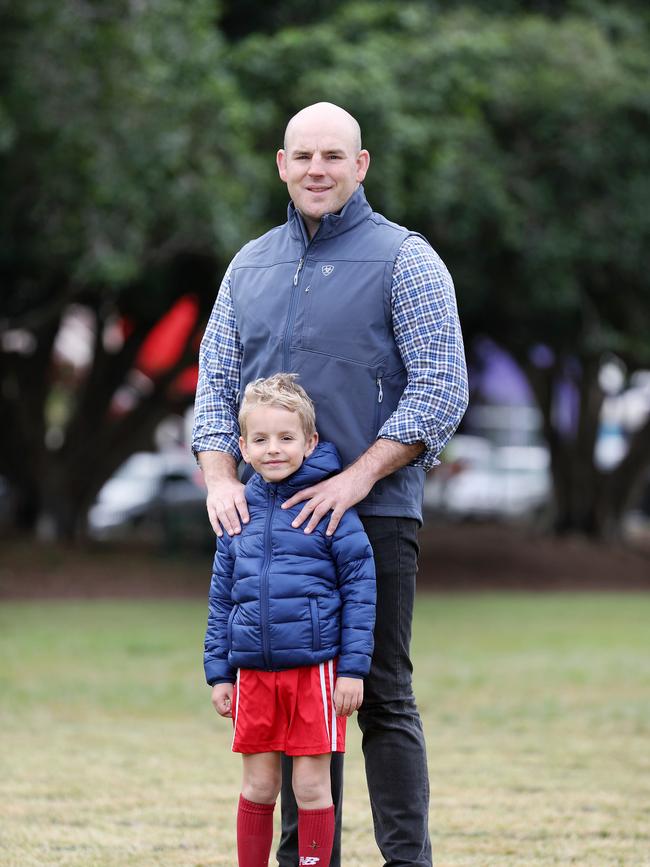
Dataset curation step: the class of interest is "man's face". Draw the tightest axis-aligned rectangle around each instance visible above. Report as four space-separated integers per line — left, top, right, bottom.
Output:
239 405 318 483
277 114 370 238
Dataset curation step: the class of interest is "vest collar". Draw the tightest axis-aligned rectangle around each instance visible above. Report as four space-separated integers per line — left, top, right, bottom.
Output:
287 185 372 245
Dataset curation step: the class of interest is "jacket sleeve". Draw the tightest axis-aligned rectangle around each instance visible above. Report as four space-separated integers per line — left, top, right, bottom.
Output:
203 532 237 685
329 510 376 679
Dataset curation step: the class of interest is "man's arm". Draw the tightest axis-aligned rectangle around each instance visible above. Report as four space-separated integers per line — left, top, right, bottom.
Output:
198 451 249 537
192 265 249 536
376 235 469 470
281 438 423 536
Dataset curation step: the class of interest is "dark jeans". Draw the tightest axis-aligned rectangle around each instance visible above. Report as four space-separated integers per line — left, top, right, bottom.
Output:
277 517 432 867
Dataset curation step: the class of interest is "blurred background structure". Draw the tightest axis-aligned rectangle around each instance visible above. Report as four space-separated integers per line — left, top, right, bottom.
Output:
1 0 650 575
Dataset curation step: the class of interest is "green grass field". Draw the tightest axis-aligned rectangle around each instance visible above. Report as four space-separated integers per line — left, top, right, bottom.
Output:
1 594 649 866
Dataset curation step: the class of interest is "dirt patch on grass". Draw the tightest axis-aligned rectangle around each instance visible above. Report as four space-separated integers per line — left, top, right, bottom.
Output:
1 521 649 599
417 520 650 591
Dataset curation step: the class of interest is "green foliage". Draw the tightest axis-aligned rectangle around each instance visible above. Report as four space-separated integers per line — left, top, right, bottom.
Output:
228 4 650 364
1 0 649 537
1 0 260 322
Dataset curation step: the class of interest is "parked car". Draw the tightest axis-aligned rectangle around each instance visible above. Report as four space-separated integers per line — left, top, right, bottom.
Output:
423 435 551 520
87 451 212 547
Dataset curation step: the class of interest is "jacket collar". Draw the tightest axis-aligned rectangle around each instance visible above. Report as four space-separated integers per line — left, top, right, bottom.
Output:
247 441 342 499
287 185 372 245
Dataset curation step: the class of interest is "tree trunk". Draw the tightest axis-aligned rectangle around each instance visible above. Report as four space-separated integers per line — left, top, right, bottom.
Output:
524 352 649 540
525 353 603 537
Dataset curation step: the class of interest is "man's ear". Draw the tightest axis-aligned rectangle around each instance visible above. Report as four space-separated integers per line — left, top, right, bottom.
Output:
239 435 251 464
356 149 370 183
276 149 288 182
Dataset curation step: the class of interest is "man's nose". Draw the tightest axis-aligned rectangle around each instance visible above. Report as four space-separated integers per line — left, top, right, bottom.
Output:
307 156 325 175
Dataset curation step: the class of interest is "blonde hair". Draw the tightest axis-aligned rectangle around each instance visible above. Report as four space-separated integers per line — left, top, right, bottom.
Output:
239 373 316 439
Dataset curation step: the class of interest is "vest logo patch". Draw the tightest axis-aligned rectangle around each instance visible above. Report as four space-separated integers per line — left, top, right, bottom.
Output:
321 264 334 277
299 858 320 866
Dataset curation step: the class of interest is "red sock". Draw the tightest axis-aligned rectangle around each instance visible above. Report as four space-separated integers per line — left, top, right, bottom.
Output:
298 805 335 867
236 795 275 867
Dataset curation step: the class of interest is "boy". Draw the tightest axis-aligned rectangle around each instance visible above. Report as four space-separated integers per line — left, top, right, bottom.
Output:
204 374 376 867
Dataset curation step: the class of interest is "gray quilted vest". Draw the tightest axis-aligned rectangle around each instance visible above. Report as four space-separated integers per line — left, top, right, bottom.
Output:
230 185 426 521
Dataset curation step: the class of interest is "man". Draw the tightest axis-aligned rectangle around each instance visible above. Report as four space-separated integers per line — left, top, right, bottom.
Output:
193 102 468 867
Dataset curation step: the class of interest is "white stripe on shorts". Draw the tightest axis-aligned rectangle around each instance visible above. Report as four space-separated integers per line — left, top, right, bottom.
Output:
328 659 337 752
318 662 330 746
231 670 241 750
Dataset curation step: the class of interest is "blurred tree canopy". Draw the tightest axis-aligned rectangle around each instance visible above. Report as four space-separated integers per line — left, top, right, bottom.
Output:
0 0 263 537
1 0 649 539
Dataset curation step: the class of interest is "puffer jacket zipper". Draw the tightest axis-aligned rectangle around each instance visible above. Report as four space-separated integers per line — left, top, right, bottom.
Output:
259 485 277 668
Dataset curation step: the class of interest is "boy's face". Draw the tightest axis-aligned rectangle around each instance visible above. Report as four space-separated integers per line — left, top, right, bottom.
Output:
239 405 318 483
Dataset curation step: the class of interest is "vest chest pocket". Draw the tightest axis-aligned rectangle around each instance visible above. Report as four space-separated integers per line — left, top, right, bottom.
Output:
298 260 390 364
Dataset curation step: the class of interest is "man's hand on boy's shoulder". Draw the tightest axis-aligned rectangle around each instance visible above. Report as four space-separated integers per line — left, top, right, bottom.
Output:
211 682 234 718
281 465 374 537
198 451 250 537
333 676 364 717
206 476 249 538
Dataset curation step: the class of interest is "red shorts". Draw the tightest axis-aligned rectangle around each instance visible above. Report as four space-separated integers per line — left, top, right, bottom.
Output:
231 661 346 756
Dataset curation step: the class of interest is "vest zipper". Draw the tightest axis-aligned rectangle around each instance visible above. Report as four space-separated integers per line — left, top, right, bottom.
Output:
293 257 304 286
260 485 277 669
283 255 305 370
374 372 384 433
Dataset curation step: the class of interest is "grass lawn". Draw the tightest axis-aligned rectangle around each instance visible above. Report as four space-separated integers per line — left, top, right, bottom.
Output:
1 594 649 866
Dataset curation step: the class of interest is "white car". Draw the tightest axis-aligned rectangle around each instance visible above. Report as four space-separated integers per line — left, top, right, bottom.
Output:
423 435 551 519
87 451 208 542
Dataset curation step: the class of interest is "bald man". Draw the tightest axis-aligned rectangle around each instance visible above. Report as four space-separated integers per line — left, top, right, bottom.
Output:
194 102 468 866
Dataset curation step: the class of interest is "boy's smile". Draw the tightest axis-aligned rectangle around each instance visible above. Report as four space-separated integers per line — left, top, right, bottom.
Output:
240 405 318 482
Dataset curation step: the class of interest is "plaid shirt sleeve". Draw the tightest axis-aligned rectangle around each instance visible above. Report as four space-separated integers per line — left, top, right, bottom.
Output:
191 264 243 461
377 235 469 470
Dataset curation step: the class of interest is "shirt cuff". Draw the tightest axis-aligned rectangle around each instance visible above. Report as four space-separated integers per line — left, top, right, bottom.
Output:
191 433 242 463
377 417 440 471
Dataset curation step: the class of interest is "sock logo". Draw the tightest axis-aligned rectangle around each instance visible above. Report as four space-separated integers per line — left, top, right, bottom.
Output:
299 859 320 866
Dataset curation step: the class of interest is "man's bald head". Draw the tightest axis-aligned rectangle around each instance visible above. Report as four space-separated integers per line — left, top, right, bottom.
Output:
284 102 362 153
277 102 370 238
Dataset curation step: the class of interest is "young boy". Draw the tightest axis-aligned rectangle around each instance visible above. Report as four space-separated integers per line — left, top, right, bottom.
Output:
204 373 376 867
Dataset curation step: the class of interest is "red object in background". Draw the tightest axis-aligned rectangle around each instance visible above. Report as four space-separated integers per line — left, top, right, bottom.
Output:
135 295 200 395
171 364 199 396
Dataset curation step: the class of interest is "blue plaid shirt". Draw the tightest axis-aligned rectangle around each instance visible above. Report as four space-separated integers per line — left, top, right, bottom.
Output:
192 234 468 470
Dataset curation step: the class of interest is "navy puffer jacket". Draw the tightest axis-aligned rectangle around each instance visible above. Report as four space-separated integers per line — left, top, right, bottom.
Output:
204 442 376 685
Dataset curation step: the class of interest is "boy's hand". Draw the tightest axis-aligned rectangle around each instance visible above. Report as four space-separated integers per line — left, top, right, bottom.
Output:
211 683 234 718
333 677 364 717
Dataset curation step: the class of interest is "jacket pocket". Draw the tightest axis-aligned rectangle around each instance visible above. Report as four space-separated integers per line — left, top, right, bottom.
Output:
309 597 321 651
227 606 237 649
